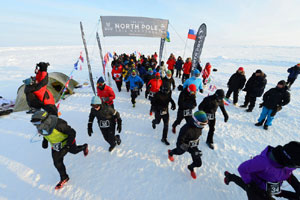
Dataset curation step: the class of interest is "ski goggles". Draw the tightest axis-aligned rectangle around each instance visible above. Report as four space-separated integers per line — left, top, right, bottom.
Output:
31 120 42 126
192 115 208 128
189 91 196 95
97 82 105 87
91 104 100 109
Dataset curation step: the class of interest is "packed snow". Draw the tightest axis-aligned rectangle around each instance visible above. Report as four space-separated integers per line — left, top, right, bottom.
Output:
0 44 299 200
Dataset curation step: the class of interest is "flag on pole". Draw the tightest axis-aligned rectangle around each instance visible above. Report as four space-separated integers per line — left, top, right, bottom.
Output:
188 29 196 40
165 31 170 42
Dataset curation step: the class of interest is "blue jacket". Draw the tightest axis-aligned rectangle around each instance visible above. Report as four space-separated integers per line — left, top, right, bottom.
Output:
288 66 300 79
124 75 144 90
183 77 203 91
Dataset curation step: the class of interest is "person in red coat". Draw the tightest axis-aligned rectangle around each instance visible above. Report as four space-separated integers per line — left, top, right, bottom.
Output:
147 72 163 115
24 62 57 116
202 62 212 85
182 58 192 84
167 54 176 75
111 61 123 92
96 77 116 108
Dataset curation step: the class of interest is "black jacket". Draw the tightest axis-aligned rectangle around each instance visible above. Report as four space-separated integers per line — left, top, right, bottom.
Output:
176 122 202 146
178 88 196 110
243 73 267 97
227 71 246 91
198 94 228 118
152 91 175 112
162 77 175 90
88 104 121 131
262 87 290 110
175 59 184 70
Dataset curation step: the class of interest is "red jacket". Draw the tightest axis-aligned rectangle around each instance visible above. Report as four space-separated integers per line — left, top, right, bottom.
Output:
182 62 192 75
97 85 115 105
202 63 212 79
147 79 162 93
33 71 55 105
167 58 176 70
112 66 123 82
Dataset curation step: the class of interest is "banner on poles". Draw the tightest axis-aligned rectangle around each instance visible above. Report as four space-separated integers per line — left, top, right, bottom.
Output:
191 23 207 70
101 16 169 38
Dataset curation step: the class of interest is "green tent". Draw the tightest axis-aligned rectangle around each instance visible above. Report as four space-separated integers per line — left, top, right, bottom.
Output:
14 72 79 112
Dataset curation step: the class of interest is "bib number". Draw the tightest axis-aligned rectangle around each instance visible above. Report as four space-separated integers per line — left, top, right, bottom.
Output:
183 109 192 117
189 139 199 148
207 113 215 120
160 108 168 115
99 120 110 128
52 142 62 152
266 182 281 195
133 87 139 92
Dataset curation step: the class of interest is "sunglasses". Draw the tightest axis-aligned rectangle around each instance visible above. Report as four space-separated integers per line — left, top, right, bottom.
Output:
97 82 105 86
91 104 100 108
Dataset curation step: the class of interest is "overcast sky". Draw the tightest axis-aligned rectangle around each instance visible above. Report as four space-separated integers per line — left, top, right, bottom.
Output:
1 0 300 47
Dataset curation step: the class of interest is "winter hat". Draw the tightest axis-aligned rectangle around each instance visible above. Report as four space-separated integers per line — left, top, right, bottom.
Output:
31 110 49 123
187 84 197 93
155 72 160 77
131 70 136 76
97 77 105 84
272 141 300 167
255 69 262 74
277 80 286 87
91 96 101 105
215 89 225 98
238 67 244 72
194 69 200 77
148 68 153 72
205 62 211 68
37 62 50 72
166 70 172 75
192 111 208 128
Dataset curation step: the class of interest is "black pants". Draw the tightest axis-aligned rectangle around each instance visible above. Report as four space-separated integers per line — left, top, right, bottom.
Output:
126 82 130 92
170 146 202 171
175 69 181 78
206 118 216 144
226 89 240 104
26 92 58 116
172 109 193 128
100 126 117 147
287 77 296 89
153 110 169 139
170 69 174 75
115 81 122 92
182 74 190 84
228 174 273 200
131 90 139 104
52 142 86 180
243 93 257 110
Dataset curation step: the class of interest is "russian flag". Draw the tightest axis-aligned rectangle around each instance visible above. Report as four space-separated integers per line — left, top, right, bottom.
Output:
188 29 196 40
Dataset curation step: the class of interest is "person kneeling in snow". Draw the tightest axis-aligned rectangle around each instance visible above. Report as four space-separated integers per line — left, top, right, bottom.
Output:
224 141 300 200
31 111 88 190
255 80 290 130
168 111 208 179
87 96 122 152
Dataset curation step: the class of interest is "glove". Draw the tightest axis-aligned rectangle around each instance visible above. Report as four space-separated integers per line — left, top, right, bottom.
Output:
180 143 189 151
224 114 229 123
88 122 93 136
42 137 48 149
171 104 176 110
259 103 263 108
199 89 204 93
145 92 148 98
177 85 183 91
117 122 122 133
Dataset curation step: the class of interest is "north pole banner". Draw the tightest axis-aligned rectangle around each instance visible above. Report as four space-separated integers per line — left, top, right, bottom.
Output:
191 23 207 70
159 38 165 65
101 16 169 38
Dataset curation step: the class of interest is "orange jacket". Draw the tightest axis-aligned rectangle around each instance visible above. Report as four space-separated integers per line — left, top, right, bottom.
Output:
97 85 116 105
182 62 192 74
167 58 176 70
147 79 162 93
33 71 55 105
202 63 212 79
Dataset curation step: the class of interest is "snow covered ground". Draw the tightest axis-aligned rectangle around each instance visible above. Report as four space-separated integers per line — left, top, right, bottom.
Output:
0 45 299 200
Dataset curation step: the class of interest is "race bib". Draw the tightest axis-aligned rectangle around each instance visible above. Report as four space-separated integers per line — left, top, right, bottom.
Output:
189 139 199 148
99 120 110 128
266 182 281 195
52 142 62 152
160 109 168 115
133 87 139 92
183 109 193 117
207 113 215 120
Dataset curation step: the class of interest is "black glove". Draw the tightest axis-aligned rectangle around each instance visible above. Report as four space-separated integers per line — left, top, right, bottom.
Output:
259 103 263 108
145 91 148 98
177 85 183 91
171 104 176 110
88 122 93 137
117 122 122 133
199 89 203 93
180 143 189 151
224 114 229 123
42 137 48 149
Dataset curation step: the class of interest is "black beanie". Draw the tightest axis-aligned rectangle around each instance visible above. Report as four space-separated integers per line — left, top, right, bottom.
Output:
272 141 300 167
255 69 262 74
277 80 286 87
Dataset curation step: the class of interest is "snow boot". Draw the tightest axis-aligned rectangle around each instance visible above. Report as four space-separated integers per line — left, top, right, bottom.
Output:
263 125 268 130
255 121 264 126
188 165 196 179
239 104 247 108
83 144 88 157
133 103 135 108
115 135 121 145
109 144 116 152
206 142 215 150
224 171 231 185
246 108 253 112
152 120 156 129
55 176 69 190
150 111 153 116
168 150 174 162
161 138 170 145
172 126 176 134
